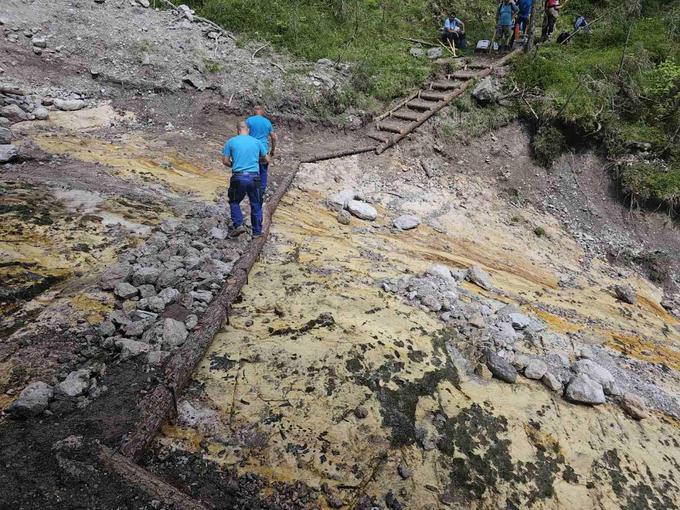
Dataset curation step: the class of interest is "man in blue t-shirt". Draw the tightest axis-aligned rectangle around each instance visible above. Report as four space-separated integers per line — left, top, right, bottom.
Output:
222 121 269 237
245 105 277 198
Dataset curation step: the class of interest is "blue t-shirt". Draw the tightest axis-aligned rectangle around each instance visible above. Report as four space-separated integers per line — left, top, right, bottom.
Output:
223 134 266 174
518 0 533 17
245 115 274 153
497 2 518 26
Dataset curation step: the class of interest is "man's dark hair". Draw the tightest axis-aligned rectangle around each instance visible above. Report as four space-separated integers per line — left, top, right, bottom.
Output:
450 12 456 18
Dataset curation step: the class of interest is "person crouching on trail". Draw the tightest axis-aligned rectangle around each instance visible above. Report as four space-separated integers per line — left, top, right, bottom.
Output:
245 105 277 199
496 0 519 52
540 0 560 41
222 121 269 238
442 13 466 49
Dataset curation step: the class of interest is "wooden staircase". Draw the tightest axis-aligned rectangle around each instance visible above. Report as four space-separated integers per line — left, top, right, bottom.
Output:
368 49 522 154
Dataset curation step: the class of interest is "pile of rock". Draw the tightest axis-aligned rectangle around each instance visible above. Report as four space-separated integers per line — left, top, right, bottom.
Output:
327 189 378 222
97 214 244 365
7 365 106 418
0 85 90 164
381 264 651 418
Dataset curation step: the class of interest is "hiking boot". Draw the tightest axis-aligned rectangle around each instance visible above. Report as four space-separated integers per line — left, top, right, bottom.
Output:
229 225 247 238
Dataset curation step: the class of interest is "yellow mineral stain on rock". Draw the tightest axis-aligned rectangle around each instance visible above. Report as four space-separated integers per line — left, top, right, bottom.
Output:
159 188 680 508
70 293 114 324
608 333 680 371
35 134 226 201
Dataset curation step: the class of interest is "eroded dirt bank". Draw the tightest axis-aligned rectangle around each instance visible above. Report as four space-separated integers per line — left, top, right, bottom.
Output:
147 150 680 508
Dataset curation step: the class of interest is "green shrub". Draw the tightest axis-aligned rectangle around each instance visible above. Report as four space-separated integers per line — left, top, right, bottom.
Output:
619 161 680 205
532 125 566 167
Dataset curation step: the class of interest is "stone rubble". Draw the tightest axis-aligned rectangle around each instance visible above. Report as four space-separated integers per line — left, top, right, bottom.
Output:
380 264 663 414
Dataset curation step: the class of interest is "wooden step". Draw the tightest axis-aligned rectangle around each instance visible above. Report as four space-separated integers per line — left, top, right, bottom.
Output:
407 99 438 111
419 90 450 101
430 80 459 90
449 69 478 79
376 120 410 134
390 109 420 122
367 132 390 143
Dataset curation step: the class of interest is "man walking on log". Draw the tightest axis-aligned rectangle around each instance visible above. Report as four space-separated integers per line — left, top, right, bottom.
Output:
246 105 277 199
222 121 269 238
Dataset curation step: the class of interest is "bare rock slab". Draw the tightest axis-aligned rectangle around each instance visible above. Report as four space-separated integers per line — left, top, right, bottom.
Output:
466 264 493 290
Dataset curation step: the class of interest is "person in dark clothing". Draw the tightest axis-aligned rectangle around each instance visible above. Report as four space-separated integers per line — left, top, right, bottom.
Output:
540 0 561 41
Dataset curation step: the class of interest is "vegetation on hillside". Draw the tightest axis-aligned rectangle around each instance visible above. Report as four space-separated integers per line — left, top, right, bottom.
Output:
180 0 499 100
513 0 679 208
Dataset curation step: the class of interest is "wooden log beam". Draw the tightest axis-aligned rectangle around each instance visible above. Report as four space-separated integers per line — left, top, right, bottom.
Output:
97 445 208 510
119 163 300 461
300 145 377 164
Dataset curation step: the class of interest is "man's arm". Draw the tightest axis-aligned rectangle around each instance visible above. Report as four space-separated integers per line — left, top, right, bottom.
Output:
269 132 278 157
222 141 232 167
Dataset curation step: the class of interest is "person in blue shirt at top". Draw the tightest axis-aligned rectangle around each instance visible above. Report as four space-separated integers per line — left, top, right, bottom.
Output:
245 105 277 198
441 13 466 49
496 0 519 51
222 121 269 237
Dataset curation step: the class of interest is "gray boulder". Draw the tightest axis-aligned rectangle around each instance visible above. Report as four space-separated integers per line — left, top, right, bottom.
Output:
100 263 132 290
0 127 12 144
421 294 442 312
99 320 116 337
485 349 517 383
0 144 18 163
157 287 180 305
57 369 91 397
524 359 548 380
53 99 86 111
114 282 138 299
31 35 47 48
427 47 443 59
508 313 532 330
347 200 377 221
162 318 188 349
116 338 152 360
472 76 501 105
7 381 53 417
409 47 425 58
393 215 420 230
565 374 605 405
614 284 637 305
572 359 616 395
542 371 562 392
33 106 49 120
620 392 649 420
336 210 351 225
132 267 161 286
1 104 30 122
466 264 493 290
327 189 355 211
210 227 227 240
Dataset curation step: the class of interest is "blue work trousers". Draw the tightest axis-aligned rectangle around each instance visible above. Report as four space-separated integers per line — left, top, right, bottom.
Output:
228 173 262 235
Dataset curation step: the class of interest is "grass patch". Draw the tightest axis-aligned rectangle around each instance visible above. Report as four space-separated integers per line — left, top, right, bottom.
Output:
441 92 519 140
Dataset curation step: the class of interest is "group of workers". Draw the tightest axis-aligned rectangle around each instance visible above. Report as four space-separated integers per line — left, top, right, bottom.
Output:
442 0 563 53
221 105 277 238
